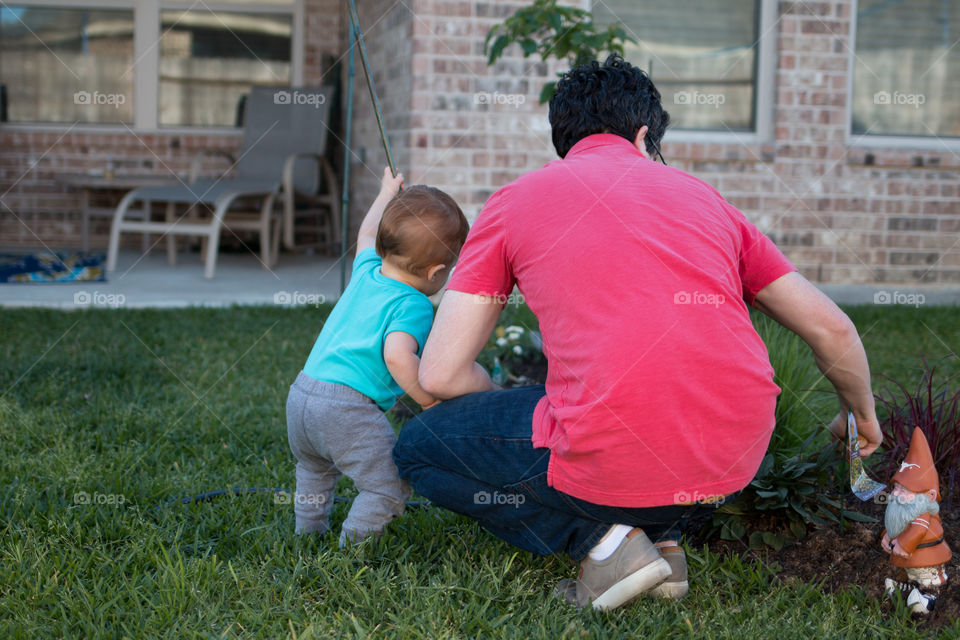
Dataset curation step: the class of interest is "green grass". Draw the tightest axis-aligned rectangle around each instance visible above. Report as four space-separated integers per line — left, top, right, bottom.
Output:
1 304 957 638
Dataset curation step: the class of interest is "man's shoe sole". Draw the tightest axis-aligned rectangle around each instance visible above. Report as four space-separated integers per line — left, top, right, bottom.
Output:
591 557 672 611
648 580 689 599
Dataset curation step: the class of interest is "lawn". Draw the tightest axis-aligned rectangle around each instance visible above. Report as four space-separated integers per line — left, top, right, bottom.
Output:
1 304 958 638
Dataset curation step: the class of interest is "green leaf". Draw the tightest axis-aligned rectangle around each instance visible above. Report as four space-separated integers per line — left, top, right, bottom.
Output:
720 516 746 541
520 38 538 55
762 531 785 551
841 510 878 523
488 35 508 63
547 12 562 32
789 519 807 538
538 81 556 105
754 490 781 499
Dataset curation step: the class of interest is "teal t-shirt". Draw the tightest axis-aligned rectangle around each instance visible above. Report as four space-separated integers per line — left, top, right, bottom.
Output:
302 248 434 410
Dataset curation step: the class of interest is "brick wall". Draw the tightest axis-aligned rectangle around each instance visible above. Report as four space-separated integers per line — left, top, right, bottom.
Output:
393 0 960 285
2 0 958 285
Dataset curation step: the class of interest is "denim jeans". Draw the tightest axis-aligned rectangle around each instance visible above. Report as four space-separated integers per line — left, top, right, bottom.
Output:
394 385 734 561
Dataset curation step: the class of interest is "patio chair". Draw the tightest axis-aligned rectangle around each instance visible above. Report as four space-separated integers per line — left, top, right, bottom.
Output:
106 86 336 279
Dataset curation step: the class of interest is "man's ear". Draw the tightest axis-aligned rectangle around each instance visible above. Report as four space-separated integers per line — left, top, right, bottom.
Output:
927 489 939 502
633 125 650 159
426 264 448 281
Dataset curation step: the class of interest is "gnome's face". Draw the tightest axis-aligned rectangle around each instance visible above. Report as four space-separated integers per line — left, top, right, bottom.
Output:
884 483 940 538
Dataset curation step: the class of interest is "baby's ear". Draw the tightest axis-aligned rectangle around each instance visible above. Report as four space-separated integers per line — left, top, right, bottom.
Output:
426 264 447 281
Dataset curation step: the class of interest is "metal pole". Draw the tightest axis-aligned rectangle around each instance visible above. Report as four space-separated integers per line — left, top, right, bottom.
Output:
340 10 355 294
347 0 398 178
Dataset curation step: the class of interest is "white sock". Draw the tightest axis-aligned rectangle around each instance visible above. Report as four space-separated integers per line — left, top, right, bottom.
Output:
588 524 633 562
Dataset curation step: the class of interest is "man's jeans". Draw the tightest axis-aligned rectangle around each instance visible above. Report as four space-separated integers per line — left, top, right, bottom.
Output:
394 385 733 561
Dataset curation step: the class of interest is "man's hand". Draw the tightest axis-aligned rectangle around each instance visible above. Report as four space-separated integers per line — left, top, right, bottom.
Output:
881 532 892 554
828 411 883 458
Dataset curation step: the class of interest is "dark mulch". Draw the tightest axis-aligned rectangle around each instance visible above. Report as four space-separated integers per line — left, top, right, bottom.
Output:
700 494 960 628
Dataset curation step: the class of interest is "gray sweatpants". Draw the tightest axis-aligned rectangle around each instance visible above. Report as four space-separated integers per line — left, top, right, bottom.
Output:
286 372 411 544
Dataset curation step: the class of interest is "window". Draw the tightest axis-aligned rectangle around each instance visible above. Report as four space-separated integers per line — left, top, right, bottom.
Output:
852 0 959 138
593 0 763 132
0 6 134 124
0 0 297 130
159 9 292 127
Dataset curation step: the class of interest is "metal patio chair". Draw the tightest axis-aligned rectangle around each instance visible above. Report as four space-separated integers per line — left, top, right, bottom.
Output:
106 86 336 279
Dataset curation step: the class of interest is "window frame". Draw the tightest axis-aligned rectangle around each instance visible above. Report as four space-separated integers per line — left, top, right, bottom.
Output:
588 0 778 145
846 0 960 151
1 0 303 134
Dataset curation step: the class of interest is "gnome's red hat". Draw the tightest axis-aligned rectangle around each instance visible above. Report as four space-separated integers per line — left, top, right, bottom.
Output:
891 427 940 500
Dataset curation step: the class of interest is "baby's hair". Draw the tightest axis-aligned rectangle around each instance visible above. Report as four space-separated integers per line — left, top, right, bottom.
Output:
376 185 469 276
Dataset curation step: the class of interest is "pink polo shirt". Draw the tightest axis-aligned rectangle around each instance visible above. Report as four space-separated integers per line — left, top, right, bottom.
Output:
447 133 796 507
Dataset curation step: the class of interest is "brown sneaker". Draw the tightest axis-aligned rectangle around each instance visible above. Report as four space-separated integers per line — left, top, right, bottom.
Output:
647 545 689 599
554 528 671 610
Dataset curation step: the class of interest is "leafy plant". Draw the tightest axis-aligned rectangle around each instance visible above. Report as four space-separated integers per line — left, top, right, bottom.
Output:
874 357 960 509
477 303 544 387
752 313 835 458
712 436 874 551
484 0 635 103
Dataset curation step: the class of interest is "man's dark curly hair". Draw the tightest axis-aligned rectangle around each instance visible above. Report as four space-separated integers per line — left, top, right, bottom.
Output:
548 53 670 159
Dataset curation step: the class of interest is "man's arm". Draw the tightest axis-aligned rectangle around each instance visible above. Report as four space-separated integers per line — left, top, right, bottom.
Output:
356 167 403 255
752 271 883 456
383 331 437 409
419 290 501 399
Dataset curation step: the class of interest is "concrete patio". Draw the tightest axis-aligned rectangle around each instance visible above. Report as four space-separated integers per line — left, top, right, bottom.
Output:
2 248 958 309
0 249 349 309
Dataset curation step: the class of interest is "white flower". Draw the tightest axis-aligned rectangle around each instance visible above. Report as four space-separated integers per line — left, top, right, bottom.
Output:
496 338 507 347
505 326 525 334
507 332 521 341
512 345 523 356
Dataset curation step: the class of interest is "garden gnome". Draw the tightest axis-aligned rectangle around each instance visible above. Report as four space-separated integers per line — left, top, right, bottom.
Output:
881 427 951 594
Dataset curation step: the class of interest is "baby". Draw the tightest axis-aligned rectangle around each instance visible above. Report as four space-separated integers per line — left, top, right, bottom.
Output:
286 167 469 546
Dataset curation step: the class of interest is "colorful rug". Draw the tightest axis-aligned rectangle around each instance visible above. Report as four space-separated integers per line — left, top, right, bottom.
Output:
0 252 106 283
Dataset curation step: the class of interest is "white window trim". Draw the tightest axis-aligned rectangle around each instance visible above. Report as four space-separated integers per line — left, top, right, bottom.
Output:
589 0 777 146
1 0 302 133
846 0 960 153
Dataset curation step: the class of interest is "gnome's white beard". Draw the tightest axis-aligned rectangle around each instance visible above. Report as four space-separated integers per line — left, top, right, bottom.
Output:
885 492 940 538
